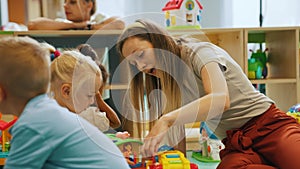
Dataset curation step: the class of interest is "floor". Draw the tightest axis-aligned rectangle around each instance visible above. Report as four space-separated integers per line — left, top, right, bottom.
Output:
0 152 219 169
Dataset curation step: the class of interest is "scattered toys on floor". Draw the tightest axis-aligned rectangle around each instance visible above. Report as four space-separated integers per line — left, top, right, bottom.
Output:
192 122 224 163
147 150 198 169
287 104 300 123
106 132 144 168
107 132 199 169
0 113 18 165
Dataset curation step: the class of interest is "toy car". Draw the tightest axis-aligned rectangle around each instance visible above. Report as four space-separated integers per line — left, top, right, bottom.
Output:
147 150 198 169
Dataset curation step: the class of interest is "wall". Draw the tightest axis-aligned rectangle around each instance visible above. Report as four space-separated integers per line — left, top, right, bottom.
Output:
2 0 299 28
232 0 300 27
27 0 42 21
0 0 8 25
98 0 300 28
96 0 125 17
262 0 300 27
41 0 64 19
97 0 166 25
98 0 233 28
97 0 234 28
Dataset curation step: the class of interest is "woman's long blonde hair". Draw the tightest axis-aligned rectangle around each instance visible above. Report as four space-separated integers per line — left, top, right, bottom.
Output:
117 19 185 138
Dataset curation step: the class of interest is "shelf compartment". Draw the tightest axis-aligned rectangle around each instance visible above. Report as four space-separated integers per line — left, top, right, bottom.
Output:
266 83 298 112
170 28 245 71
246 28 298 79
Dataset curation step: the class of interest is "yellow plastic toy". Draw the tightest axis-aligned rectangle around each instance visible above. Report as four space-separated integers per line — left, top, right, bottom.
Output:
0 113 18 165
147 150 198 169
287 104 300 123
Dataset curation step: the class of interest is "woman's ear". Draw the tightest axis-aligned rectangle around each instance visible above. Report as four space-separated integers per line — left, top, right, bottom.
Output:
86 1 93 11
61 83 71 99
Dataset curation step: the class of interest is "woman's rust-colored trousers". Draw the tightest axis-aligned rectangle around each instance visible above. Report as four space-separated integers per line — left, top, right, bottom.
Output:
218 104 300 169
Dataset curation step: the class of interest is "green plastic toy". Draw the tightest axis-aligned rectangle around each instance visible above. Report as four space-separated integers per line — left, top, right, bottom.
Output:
248 48 268 79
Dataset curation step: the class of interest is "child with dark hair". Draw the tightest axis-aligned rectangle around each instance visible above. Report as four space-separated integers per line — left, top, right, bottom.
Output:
76 44 120 129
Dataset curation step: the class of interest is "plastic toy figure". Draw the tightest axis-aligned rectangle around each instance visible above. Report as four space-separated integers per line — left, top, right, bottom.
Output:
192 122 224 163
0 113 18 165
199 126 209 157
122 142 136 166
106 133 144 168
248 48 268 79
287 104 300 123
0 115 17 152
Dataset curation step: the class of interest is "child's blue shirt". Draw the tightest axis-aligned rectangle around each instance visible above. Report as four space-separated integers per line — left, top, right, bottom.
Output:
4 94 129 169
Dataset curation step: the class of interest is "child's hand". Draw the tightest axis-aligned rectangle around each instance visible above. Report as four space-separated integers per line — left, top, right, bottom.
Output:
141 116 170 157
116 131 130 139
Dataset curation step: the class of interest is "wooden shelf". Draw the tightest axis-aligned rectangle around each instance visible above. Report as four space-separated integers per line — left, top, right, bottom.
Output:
13 30 123 36
6 26 299 112
250 78 297 84
105 84 129 90
3 27 300 150
13 30 122 48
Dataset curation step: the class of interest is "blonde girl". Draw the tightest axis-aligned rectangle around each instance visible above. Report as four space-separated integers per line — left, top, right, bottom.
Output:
50 50 113 131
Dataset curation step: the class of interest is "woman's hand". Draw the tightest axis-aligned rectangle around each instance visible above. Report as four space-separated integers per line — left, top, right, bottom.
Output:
27 17 88 30
141 115 171 157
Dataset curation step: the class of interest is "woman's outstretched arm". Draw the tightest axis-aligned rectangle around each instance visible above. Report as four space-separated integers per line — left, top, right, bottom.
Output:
28 17 87 30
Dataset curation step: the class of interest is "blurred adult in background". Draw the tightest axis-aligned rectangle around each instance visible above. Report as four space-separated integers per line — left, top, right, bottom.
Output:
28 0 124 30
